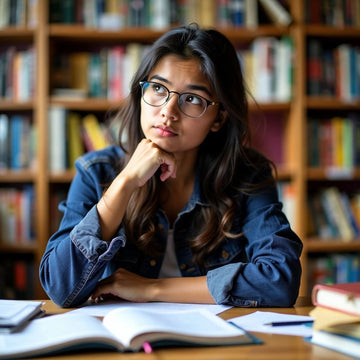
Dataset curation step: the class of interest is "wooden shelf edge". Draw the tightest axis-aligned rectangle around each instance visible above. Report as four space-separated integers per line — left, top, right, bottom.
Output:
305 239 360 252
0 169 36 182
48 24 291 42
307 167 360 180
0 100 34 111
0 243 38 254
306 96 360 109
305 25 360 37
50 98 123 111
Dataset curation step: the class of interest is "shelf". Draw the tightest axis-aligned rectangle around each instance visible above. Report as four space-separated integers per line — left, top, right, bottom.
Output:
305 25 360 37
307 167 360 181
0 27 34 42
306 97 360 110
49 25 167 43
50 98 123 111
0 170 36 182
0 100 34 111
48 24 291 44
49 170 76 183
306 239 360 252
0 243 37 254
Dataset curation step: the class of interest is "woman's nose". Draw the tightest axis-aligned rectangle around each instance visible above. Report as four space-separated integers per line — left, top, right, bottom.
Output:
160 94 180 120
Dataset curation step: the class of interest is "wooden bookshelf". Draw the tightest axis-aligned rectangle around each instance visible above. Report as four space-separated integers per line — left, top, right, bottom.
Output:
0 0 359 299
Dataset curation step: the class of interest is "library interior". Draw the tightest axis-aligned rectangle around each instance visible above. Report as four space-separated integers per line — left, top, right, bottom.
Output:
0 0 360 359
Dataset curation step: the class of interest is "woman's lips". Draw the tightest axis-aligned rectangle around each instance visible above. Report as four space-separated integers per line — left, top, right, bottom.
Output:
154 126 177 137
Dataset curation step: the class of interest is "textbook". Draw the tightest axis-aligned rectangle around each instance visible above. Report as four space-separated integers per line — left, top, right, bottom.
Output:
312 282 360 316
0 300 44 334
0 308 261 359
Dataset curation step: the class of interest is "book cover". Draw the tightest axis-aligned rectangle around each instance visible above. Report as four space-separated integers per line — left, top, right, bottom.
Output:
0 114 9 169
312 282 360 316
67 112 84 169
309 327 360 358
258 0 292 26
0 308 261 359
81 114 110 151
48 106 67 172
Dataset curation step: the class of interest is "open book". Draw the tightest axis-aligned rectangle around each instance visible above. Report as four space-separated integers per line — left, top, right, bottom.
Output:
0 308 261 359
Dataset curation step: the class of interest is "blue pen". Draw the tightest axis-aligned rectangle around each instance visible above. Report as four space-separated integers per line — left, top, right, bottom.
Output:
265 320 314 327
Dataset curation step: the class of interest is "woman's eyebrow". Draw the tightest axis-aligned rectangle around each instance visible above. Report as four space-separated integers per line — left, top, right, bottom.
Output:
149 75 213 97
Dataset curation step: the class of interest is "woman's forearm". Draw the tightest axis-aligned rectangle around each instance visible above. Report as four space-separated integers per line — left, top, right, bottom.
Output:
151 276 216 304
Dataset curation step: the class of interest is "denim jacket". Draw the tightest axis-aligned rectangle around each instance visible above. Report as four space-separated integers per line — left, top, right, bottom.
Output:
39 145 303 308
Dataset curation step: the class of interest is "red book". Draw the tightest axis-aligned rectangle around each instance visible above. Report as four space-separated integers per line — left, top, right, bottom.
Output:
312 282 360 316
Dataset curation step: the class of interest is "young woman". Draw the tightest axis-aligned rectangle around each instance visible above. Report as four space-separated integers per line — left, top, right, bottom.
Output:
40 25 302 308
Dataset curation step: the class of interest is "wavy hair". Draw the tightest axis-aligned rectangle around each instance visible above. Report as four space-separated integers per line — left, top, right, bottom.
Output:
114 25 275 265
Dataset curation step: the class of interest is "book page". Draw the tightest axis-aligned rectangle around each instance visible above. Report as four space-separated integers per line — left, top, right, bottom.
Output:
103 308 245 348
71 300 231 317
0 313 120 359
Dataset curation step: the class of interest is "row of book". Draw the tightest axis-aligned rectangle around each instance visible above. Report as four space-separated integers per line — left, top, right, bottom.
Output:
239 36 293 103
51 35 293 104
308 187 360 241
0 46 35 102
52 44 150 101
49 0 291 30
0 186 35 245
310 281 360 358
308 254 360 287
307 40 360 101
0 257 35 300
305 0 360 27
0 0 38 29
0 114 36 171
307 114 360 169
48 107 116 172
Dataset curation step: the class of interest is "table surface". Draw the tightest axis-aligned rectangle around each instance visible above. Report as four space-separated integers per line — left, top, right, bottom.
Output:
30 298 354 360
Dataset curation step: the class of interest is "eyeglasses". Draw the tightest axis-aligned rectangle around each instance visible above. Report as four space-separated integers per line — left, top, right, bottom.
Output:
139 81 219 118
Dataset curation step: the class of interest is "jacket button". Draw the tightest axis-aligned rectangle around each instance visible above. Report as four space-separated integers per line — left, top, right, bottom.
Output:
222 250 229 259
180 263 187 270
150 259 156 266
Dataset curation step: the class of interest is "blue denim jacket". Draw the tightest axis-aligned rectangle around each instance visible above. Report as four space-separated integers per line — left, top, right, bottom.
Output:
39 145 302 308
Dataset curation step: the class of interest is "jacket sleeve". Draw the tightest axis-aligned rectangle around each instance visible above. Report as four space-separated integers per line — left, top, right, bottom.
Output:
39 152 126 307
207 183 303 308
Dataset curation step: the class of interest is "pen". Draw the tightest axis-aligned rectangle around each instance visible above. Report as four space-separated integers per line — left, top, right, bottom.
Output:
265 320 314 327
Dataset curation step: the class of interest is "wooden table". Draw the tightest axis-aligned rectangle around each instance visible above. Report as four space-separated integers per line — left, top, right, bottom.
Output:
34 298 352 360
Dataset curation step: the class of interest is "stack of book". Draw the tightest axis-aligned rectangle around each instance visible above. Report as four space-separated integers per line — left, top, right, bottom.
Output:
309 282 360 358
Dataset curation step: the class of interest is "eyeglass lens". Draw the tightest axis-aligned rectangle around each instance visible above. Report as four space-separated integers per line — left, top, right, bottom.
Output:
141 82 208 118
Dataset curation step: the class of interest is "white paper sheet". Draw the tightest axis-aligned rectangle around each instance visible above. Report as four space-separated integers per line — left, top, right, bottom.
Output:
228 311 314 337
70 300 231 317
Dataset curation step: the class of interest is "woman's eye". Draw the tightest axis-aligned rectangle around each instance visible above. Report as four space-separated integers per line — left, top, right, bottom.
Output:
185 94 202 105
152 84 166 95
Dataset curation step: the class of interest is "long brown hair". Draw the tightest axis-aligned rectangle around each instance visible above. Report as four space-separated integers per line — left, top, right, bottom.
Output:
114 25 275 265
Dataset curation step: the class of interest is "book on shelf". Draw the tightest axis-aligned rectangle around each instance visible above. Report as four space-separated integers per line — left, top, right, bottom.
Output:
48 106 67 172
0 308 261 359
308 256 360 289
312 282 360 316
47 0 293 29
0 186 35 245
258 0 292 26
319 187 359 241
82 114 111 151
305 0 360 27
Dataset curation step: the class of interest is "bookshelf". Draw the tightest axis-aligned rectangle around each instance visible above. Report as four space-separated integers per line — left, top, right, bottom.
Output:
0 0 359 299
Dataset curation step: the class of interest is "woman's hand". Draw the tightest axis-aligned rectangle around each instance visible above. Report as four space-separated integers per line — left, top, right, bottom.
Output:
91 268 158 303
121 138 177 187
91 268 215 304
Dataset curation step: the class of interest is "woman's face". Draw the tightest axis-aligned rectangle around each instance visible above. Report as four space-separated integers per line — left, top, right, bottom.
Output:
140 54 223 157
